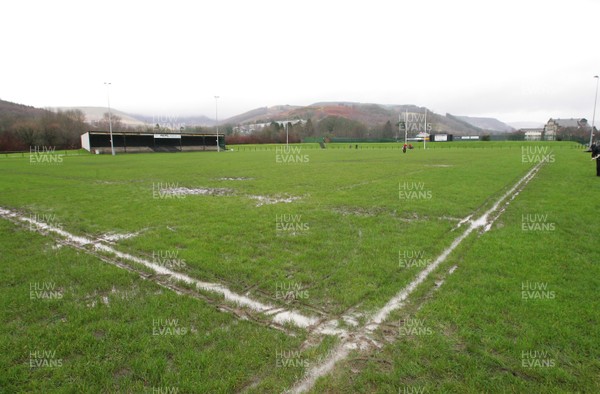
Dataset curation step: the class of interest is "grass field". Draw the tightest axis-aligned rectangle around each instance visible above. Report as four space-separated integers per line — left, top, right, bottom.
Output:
1 141 598 393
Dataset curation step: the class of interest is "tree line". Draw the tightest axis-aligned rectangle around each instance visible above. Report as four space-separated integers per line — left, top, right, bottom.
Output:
0 108 404 151
224 117 398 144
0 109 88 151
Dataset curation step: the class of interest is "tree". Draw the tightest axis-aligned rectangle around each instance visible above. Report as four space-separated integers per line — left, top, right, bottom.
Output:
56 109 87 147
14 120 39 147
305 118 315 137
97 112 124 132
507 131 525 141
382 120 394 139
397 120 406 141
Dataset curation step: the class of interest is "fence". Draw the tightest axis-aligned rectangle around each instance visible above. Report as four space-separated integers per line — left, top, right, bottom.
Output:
0 150 88 159
229 142 587 152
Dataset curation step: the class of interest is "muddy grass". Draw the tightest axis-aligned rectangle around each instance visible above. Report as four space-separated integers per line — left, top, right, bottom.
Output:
160 187 302 207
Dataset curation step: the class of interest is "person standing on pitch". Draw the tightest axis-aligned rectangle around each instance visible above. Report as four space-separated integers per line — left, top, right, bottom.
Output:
592 142 600 176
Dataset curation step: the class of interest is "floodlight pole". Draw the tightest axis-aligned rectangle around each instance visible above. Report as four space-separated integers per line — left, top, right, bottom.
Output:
104 82 115 156
424 109 427 150
404 110 408 145
214 95 220 152
398 113 401 142
589 75 599 148
286 122 289 146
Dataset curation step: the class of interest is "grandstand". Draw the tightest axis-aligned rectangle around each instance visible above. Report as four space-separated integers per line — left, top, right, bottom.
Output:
80 130 225 154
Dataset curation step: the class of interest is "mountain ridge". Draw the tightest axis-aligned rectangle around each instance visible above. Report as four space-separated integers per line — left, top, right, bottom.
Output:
3 99 521 135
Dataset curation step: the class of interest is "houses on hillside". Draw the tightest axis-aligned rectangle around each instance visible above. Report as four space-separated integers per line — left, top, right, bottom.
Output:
518 118 592 141
233 119 306 134
543 118 590 141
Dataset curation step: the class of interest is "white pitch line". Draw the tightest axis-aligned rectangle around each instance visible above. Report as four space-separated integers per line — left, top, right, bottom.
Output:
288 161 544 393
0 207 319 330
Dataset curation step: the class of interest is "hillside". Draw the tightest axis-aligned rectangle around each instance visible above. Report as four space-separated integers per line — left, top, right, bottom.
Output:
454 115 515 133
1 99 517 137
130 114 215 127
224 102 485 135
224 105 301 125
509 121 545 129
0 99 48 121
54 107 146 127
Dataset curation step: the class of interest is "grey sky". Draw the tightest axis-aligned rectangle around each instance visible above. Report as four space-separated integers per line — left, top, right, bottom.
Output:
2 0 599 124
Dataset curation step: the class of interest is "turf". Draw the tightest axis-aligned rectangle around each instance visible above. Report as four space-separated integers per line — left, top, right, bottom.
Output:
1 141 597 392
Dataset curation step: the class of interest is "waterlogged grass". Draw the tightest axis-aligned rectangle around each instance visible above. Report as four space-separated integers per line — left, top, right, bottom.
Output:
0 219 336 392
313 147 600 392
1 142 595 392
0 144 549 316
230 140 583 150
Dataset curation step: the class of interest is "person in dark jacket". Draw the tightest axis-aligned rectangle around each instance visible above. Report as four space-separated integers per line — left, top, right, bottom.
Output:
592 142 600 176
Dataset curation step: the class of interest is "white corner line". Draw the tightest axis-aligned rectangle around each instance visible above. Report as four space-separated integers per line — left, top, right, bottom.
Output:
0 207 319 330
288 161 544 393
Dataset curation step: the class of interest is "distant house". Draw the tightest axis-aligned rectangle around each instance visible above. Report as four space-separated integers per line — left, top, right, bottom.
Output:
544 118 589 141
233 119 306 134
520 128 544 141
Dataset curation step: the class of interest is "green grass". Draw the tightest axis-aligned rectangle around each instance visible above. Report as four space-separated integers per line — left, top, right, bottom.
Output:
312 146 600 393
1 142 598 392
0 144 540 315
0 218 338 392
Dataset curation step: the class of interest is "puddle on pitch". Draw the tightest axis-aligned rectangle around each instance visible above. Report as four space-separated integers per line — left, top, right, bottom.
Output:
249 195 301 207
166 187 234 196
217 177 254 181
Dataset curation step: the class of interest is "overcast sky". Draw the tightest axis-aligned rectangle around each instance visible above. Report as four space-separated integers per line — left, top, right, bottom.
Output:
2 0 599 124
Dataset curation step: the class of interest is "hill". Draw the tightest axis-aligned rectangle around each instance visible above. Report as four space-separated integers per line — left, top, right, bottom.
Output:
0 100 88 151
130 114 215 127
453 115 515 133
224 102 486 135
54 107 146 127
0 99 48 122
509 121 545 129
224 105 301 125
